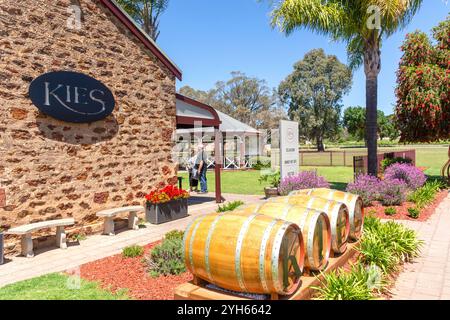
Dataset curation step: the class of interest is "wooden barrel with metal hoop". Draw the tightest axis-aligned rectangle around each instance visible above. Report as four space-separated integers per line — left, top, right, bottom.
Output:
183 212 305 295
289 188 364 240
237 202 331 272
268 195 350 254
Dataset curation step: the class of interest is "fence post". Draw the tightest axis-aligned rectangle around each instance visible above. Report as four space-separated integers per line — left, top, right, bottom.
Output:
330 152 333 166
343 151 346 167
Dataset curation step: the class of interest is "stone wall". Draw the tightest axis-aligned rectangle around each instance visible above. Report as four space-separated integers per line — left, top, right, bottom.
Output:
0 0 178 252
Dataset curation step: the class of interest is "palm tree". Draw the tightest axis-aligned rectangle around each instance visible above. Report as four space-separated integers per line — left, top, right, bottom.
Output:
270 0 423 175
117 0 169 41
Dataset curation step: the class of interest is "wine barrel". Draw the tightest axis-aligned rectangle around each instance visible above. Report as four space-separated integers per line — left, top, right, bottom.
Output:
183 213 305 295
237 203 331 272
289 188 364 240
268 196 350 254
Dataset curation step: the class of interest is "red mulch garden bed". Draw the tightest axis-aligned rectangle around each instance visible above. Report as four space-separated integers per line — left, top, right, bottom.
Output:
366 190 449 222
79 242 193 300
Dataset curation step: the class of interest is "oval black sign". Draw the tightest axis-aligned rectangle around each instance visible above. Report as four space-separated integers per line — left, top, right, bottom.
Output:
29 71 115 123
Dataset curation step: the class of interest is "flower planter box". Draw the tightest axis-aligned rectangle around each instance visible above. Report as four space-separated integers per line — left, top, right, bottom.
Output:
264 187 280 199
0 232 4 265
146 198 188 225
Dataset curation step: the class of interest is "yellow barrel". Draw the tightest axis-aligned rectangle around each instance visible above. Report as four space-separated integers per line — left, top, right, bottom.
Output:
183 212 305 295
289 188 364 240
237 203 331 272
268 196 349 254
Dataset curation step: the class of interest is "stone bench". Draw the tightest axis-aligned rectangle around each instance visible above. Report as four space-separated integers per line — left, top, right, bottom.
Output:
96 206 145 236
6 218 75 258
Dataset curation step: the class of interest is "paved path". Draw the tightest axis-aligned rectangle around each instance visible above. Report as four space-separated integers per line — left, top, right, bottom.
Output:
391 192 450 300
0 193 263 288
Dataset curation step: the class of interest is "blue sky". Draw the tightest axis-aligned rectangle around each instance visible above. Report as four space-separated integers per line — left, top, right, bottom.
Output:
157 0 449 115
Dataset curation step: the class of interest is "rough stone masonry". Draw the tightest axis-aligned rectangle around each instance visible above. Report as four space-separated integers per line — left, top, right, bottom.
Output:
0 0 178 253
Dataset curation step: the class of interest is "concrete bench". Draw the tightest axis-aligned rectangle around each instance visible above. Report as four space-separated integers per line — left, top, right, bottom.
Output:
96 206 144 236
6 218 75 258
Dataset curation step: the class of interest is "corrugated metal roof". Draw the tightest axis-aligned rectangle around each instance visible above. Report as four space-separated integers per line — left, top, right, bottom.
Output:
215 110 259 134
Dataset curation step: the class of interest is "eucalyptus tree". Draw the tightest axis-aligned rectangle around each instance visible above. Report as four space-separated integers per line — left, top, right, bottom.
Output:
279 49 352 151
270 0 423 174
117 0 169 41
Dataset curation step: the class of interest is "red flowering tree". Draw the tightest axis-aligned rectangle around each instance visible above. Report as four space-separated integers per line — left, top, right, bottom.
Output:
395 16 450 142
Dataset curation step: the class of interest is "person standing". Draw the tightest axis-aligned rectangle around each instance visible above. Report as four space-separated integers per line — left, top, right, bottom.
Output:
187 150 199 192
196 144 208 194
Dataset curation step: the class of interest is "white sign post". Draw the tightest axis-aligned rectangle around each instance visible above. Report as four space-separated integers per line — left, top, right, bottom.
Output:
279 120 299 179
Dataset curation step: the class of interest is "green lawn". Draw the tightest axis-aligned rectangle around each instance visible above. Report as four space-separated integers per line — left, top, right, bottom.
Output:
179 145 447 196
180 166 354 195
0 273 129 300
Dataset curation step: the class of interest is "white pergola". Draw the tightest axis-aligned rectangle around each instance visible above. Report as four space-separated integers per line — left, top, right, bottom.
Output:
175 98 263 170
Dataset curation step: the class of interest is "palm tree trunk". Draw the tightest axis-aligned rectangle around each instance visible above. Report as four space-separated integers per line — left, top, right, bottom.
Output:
366 76 378 175
364 41 381 176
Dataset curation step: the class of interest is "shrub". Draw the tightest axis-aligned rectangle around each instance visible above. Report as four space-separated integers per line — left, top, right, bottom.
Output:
278 171 330 196
218 200 244 213
384 163 426 191
313 265 374 300
358 232 399 274
378 179 407 206
359 217 423 273
384 207 397 216
146 233 185 277
408 180 443 209
164 230 184 242
258 170 281 188
252 160 271 170
378 221 423 262
381 157 412 171
408 207 420 219
346 174 381 207
122 245 144 258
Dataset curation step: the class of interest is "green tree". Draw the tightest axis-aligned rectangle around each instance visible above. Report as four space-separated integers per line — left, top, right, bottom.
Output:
116 0 169 41
344 107 400 142
179 73 286 129
271 0 423 174
279 49 352 151
343 106 367 141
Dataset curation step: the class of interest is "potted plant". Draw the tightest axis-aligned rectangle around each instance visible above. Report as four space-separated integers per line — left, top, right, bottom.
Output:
0 227 4 265
259 170 281 199
145 185 190 225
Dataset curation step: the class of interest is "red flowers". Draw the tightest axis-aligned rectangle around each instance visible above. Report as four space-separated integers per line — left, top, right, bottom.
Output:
145 185 190 204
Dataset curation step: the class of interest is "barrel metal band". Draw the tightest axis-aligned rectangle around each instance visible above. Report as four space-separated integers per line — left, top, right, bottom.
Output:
307 211 322 268
271 222 291 294
251 203 263 214
259 219 278 293
188 216 207 273
235 214 260 292
306 197 315 210
205 213 226 283
183 217 200 269
281 205 292 220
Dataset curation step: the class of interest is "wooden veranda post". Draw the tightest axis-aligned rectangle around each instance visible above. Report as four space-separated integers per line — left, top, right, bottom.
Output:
215 128 224 203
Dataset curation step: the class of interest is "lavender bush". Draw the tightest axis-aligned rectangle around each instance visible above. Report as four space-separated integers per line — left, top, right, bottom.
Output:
379 179 408 206
384 163 426 191
278 171 330 196
346 174 381 207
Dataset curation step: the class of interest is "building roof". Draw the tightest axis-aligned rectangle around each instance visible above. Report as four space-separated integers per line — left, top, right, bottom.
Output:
100 0 182 80
215 110 259 134
176 94 259 134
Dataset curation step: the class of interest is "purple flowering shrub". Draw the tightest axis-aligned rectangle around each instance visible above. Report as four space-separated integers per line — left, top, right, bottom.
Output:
278 171 330 196
378 179 408 206
384 163 426 191
346 174 381 207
